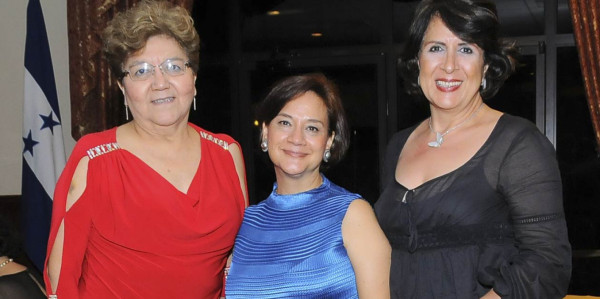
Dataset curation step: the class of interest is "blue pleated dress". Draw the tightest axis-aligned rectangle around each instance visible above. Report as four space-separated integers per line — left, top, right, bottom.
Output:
226 175 361 298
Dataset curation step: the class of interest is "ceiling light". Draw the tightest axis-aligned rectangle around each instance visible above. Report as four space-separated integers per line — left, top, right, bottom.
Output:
311 32 323 37
267 10 280 16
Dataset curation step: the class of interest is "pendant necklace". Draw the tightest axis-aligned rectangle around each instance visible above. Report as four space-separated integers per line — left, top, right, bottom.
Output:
427 103 484 148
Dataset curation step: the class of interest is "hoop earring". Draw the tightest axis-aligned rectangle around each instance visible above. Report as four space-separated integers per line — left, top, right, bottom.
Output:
481 78 487 90
417 76 420 86
193 96 197 111
260 140 268 152
323 149 331 163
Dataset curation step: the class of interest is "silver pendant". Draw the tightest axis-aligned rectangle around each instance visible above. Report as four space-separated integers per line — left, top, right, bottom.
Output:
428 133 443 148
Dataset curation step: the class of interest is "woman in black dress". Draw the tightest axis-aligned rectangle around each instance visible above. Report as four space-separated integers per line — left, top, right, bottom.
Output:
374 0 571 298
0 217 46 299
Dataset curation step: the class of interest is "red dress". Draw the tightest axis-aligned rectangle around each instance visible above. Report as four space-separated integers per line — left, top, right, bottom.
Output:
44 124 246 298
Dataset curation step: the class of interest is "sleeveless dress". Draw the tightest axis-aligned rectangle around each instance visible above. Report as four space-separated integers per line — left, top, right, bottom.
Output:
374 114 571 299
44 123 246 299
226 175 361 298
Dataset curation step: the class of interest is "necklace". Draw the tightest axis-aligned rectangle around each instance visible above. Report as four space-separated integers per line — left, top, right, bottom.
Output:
0 258 13 269
427 103 484 148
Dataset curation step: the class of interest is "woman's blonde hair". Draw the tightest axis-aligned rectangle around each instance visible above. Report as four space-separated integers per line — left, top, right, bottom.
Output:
102 0 200 81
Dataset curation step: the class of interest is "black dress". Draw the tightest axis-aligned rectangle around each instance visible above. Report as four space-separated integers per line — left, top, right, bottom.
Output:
374 114 571 299
0 268 46 299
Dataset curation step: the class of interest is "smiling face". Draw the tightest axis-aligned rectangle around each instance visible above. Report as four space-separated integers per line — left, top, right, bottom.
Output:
119 34 196 128
418 16 487 111
262 91 334 181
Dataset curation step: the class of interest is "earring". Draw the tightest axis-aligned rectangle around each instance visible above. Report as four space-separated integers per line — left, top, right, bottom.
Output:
260 140 268 152
124 101 129 121
323 149 331 163
193 96 197 111
417 76 420 86
481 78 487 90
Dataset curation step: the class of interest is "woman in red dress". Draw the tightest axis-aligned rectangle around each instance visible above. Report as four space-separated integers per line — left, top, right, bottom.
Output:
44 1 248 298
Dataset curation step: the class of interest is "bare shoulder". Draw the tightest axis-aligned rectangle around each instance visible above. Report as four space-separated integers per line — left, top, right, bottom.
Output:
227 142 243 159
226 143 249 206
342 199 387 244
345 199 377 223
342 199 384 239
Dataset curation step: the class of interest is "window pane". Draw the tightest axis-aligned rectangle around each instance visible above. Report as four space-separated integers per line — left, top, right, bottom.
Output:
242 0 382 51
393 0 545 43
557 0 573 34
492 0 544 36
192 1 230 55
392 1 419 44
556 47 600 250
190 65 231 133
488 54 537 122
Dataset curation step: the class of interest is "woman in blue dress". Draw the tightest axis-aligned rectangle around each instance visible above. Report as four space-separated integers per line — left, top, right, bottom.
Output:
226 73 391 298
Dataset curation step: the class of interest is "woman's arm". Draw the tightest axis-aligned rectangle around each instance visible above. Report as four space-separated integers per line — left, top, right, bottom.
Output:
342 199 391 299
228 143 249 208
224 142 247 299
45 155 93 298
486 126 571 298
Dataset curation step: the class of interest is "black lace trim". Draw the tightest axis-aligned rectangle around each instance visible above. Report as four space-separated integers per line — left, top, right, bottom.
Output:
513 213 563 225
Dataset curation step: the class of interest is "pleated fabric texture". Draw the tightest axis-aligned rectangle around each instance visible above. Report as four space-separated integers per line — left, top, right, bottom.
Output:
226 176 361 298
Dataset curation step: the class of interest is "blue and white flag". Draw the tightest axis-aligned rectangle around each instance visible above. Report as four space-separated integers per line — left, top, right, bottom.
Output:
22 0 66 272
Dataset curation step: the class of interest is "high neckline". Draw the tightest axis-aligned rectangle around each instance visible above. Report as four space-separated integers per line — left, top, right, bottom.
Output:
266 175 330 210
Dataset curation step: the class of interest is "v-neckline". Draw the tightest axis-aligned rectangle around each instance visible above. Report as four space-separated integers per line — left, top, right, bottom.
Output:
394 114 505 191
112 127 202 197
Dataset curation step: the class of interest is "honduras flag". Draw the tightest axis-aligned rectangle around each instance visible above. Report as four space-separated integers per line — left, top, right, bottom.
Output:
22 0 66 272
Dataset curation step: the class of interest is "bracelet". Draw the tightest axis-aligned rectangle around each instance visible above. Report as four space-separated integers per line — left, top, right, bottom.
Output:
224 266 231 279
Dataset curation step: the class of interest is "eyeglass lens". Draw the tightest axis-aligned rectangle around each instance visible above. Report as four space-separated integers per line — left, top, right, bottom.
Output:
126 59 188 81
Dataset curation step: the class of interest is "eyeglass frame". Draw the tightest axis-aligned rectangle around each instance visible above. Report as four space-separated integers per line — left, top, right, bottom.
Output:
120 58 192 81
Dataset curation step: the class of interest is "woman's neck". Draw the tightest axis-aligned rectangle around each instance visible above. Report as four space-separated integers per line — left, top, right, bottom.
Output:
429 100 486 132
129 120 191 142
119 121 196 151
0 256 26 276
274 170 323 195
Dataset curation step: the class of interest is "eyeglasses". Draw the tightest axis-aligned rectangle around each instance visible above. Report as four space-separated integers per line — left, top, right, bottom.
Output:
122 59 190 81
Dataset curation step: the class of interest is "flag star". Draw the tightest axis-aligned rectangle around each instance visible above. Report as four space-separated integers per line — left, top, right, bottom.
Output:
23 130 39 156
40 111 60 134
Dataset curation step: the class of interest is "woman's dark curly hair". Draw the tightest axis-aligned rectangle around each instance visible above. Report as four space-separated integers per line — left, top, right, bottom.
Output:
256 73 350 170
102 0 200 82
398 0 519 99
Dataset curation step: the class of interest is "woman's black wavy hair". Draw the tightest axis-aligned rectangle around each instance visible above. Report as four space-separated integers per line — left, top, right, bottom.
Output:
398 0 519 99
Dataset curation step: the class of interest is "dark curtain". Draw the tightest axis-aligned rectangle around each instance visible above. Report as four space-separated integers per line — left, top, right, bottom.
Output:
569 0 600 151
67 0 193 140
